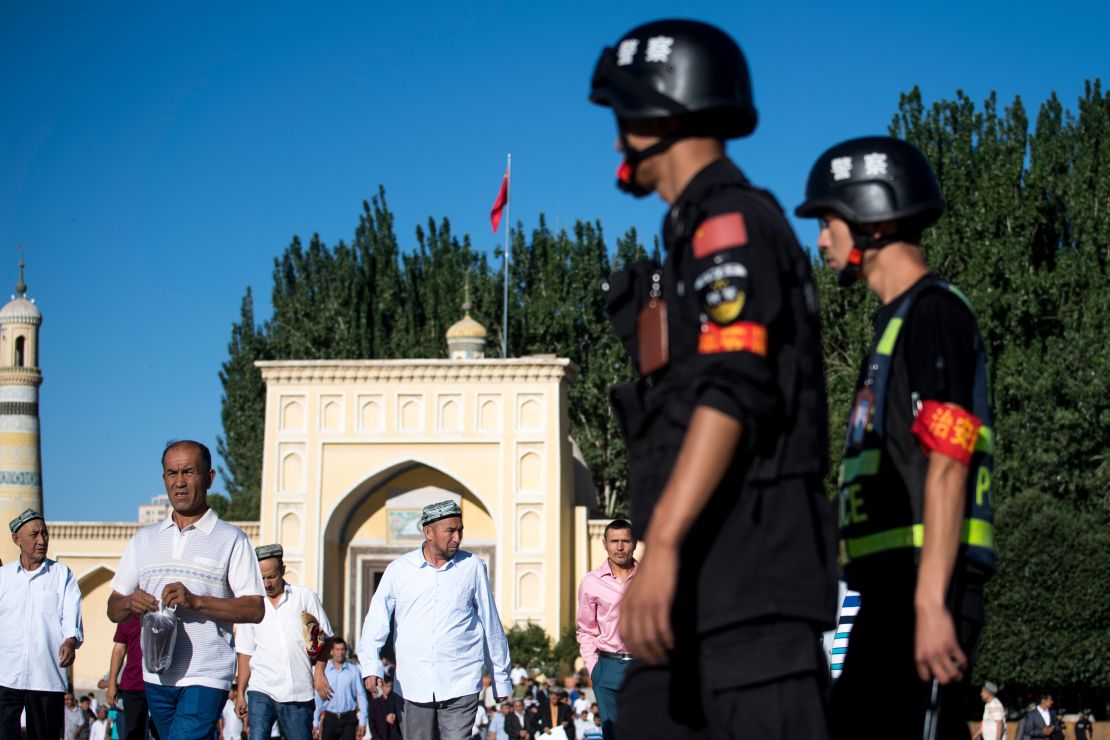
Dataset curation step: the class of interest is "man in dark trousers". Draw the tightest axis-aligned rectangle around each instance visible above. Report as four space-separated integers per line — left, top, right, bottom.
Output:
796 136 997 738
589 18 837 737
503 700 528 740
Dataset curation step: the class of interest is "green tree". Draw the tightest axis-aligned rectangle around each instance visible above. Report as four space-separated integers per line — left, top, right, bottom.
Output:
215 288 268 520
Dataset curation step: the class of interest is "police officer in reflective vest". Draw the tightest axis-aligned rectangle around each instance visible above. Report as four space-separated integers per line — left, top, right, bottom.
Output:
590 19 837 737
796 136 996 738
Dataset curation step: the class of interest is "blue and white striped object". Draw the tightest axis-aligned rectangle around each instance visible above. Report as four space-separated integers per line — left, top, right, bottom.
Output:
828 588 861 678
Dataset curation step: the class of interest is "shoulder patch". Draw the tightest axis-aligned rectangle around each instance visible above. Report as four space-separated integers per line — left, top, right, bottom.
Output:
692 212 748 259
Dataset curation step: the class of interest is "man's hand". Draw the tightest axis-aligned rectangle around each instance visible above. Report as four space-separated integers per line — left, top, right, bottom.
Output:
618 541 678 664
313 663 333 701
57 637 77 668
107 681 118 708
162 582 197 610
235 692 248 720
364 675 382 695
128 588 159 615
913 601 966 683
312 726 321 740
386 712 396 725
355 726 365 740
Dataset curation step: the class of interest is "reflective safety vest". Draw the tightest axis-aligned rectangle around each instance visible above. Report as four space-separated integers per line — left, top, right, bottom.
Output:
838 276 996 575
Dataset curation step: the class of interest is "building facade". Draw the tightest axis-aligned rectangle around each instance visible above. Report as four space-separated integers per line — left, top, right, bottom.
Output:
47 311 622 691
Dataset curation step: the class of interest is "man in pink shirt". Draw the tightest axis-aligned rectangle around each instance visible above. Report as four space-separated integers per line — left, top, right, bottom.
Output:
576 520 636 740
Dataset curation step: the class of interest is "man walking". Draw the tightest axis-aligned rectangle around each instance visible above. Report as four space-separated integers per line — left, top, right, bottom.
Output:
796 137 997 737
235 544 332 740
314 638 367 740
973 681 1004 740
575 519 635 739
357 500 512 740
107 440 265 739
589 20 836 737
0 509 84 740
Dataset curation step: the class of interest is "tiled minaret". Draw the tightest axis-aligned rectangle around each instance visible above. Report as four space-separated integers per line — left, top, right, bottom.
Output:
0 249 43 564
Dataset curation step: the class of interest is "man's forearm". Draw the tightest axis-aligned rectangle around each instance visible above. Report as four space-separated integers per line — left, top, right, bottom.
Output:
106 592 132 623
644 406 741 548
236 652 252 694
109 642 125 686
195 595 264 623
915 453 968 609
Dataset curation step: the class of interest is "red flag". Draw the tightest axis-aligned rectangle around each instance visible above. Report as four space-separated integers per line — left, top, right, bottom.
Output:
490 172 509 232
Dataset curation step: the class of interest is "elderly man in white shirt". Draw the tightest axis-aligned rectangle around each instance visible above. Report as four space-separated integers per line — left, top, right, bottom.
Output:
0 509 83 740
235 543 333 740
358 500 512 740
106 440 265 740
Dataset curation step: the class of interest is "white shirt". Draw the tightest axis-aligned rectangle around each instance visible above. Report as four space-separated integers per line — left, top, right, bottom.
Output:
357 547 512 702
89 719 108 740
237 582 333 703
981 697 1004 740
573 697 591 716
1036 705 1051 726
110 508 264 689
0 558 84 692
221 699 244 739
510 666 528 685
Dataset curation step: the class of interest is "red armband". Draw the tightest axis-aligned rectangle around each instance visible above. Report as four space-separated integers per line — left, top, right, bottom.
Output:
911 400 981 465
698 321 767 356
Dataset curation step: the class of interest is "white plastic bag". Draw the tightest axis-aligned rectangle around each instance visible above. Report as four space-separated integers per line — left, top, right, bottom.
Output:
141 604 178 673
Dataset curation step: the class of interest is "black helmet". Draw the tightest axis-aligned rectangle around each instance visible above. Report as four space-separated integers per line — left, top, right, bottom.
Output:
795 136 944 227
590 19 757 139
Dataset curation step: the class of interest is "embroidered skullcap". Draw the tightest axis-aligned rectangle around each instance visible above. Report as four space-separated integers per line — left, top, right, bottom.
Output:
419 500 462 528
983 681 998 694
255 544 284 561
8 508 43 534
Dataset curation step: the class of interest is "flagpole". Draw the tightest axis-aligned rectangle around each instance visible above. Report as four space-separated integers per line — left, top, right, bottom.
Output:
502 153 512 358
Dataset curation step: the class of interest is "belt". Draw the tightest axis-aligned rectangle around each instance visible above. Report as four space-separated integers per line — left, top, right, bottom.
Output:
321 709 359 719
598 650 633 662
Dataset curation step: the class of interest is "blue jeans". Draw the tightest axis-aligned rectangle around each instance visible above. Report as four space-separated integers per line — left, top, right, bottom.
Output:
591 657 629 740
144 683 226 740
247 691 314 740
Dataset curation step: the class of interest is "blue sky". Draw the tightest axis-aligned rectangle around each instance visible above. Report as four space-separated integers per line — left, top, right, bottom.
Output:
1 1 1106 521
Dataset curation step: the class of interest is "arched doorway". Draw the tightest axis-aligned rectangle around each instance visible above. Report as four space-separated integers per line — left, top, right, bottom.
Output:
319 461 497 649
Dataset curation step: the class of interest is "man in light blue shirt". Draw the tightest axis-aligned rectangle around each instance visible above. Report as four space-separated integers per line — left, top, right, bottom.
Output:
357 500 512 740
313 638 367 739
0 509 83 740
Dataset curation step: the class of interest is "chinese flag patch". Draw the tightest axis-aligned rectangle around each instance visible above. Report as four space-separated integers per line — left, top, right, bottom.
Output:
911 400 982 465
692 212 748 259
698 321 767 356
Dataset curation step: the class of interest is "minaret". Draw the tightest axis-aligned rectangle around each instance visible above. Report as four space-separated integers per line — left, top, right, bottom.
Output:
445 272 488 360
0 248 43 564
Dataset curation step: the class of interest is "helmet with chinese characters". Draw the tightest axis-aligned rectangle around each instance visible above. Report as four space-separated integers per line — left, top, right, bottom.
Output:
590 19 757 139
795 136 945 228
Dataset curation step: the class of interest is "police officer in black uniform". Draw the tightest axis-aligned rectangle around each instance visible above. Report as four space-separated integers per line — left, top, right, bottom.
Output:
796 136 996 738
590 19 837 737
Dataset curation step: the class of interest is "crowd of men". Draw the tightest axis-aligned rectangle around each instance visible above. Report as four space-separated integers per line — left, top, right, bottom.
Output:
5 13 1096 740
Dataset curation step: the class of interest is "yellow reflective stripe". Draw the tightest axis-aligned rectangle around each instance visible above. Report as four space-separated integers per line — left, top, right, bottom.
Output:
876 317 903 356
975 425 993 454
963 517 995 550
844 518 995 560
839 450 881 485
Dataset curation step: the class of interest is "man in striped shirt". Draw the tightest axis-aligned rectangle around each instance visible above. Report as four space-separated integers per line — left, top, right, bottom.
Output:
107 440 265 740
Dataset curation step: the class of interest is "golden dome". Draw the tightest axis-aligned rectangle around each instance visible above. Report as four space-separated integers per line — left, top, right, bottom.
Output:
446 313 487 340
